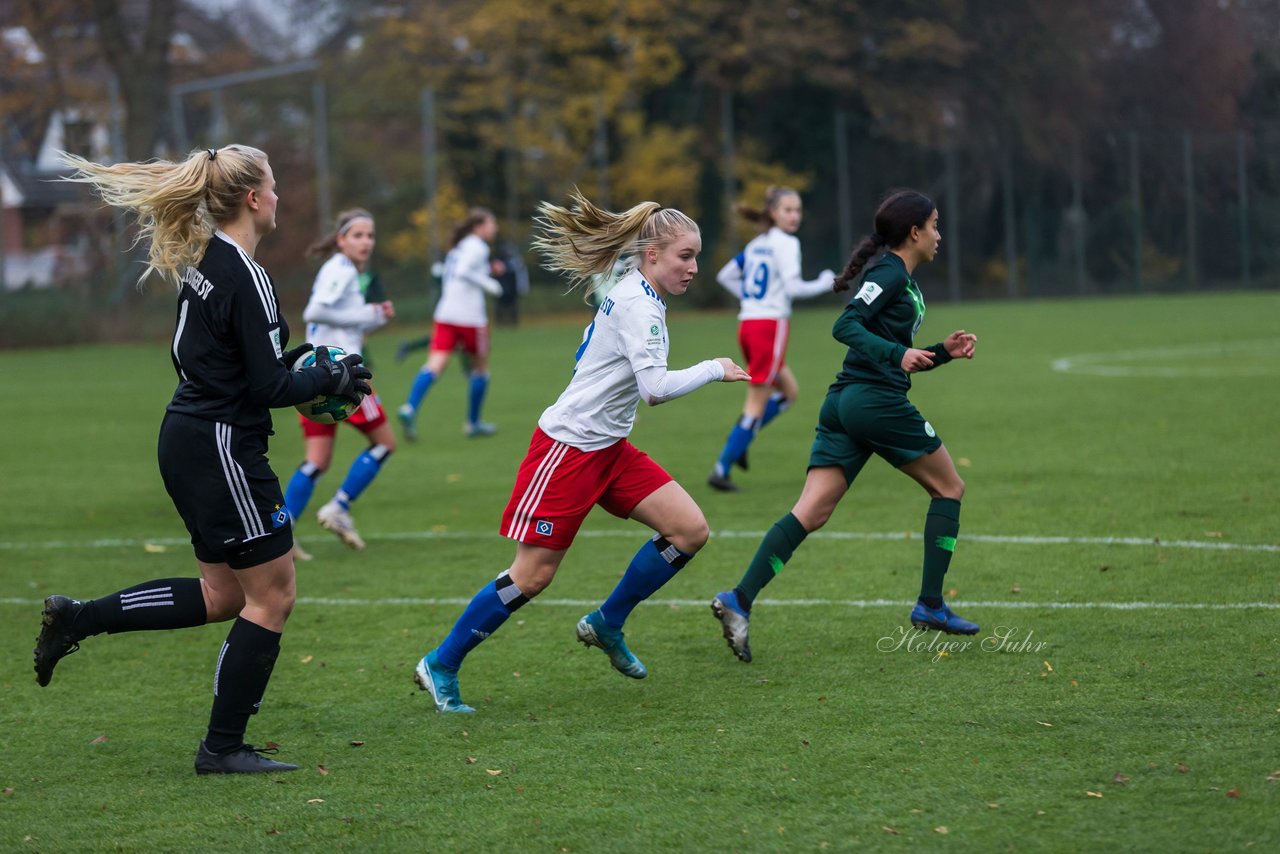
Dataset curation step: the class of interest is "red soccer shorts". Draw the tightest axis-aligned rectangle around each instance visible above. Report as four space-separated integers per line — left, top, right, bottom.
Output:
430 322 489 357
738 318 789 385
500 427 673 551
299 390 387 438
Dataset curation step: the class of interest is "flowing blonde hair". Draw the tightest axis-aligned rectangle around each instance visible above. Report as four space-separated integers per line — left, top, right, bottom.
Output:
532 188 698 301
61 144 269 288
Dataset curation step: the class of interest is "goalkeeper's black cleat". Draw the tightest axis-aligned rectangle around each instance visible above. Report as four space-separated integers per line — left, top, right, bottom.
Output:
195 741 300 775
33 595 85 687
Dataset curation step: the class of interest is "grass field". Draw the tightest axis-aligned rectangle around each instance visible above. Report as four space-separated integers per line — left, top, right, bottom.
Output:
2 289 1278 852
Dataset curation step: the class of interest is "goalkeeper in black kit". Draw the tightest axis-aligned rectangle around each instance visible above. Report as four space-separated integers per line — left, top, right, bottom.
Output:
33 144 370 775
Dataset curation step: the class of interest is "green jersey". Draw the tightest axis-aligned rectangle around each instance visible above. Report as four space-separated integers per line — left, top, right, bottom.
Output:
828 252 950 394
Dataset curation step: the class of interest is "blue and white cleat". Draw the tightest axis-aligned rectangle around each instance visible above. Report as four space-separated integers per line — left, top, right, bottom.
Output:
465 421 498 438
414 650 475 713
910 600 980 635
576 610 647 679
710 590 752 663
397 404 418 442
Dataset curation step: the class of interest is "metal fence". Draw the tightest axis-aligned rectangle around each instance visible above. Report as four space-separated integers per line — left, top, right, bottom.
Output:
3 75 1277 347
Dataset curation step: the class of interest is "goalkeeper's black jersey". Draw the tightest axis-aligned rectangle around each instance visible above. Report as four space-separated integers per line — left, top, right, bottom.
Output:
166 232 324 434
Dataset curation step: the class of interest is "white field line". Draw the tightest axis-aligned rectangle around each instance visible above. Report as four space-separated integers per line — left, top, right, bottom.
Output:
0 595 1276 610
1051 338 1280 377
1 529 1278 553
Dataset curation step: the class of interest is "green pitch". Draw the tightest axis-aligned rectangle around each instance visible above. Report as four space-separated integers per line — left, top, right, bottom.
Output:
2 290 1277 851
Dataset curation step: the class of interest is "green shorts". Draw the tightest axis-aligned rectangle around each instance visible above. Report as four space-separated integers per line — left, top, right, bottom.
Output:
808 384 943 484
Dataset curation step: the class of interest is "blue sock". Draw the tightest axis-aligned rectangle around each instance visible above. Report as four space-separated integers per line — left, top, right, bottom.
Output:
406 369 436 413
598 535 693 627
284 461 322 522
467 372 489 426
715 416 758 478
435 570 528 670
761 392 790 427
337 444 390 506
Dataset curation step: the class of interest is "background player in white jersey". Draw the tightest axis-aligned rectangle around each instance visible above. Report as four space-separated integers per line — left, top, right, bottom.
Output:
398 207 505 440
33 145 370 774
284 209 396 556
708 187 835 491
412 190 749 713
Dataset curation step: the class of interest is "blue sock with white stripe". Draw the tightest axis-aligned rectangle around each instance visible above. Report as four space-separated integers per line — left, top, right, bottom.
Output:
467 372 489 426
598 535 693 627
435 570 528 670
760 391 790 427
284 461 323 521
715 416 759 478
74 577 208 637
406 369 436 413
335 444 390 508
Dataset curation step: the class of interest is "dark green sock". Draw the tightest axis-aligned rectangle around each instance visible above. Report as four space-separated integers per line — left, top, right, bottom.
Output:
735 512 808 609
920 497 962 600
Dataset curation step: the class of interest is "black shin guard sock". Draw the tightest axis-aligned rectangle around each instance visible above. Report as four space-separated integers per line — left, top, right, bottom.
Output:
204 617 282 754
78 577 208 637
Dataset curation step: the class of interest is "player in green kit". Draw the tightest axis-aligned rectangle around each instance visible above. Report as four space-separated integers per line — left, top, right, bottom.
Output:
710 189 980 663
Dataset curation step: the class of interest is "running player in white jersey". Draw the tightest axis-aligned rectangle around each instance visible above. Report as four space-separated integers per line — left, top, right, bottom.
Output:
708 187 834 491
412 190 749 713
398 207 505 440
284 209 396 556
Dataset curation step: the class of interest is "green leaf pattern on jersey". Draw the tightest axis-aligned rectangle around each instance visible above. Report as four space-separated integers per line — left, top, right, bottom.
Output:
905 278 925 338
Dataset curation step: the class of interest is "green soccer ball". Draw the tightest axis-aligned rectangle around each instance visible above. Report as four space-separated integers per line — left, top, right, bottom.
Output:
293 345 360 424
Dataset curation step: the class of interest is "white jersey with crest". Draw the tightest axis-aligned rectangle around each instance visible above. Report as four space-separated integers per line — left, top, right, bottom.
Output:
717 226 833 321
434 233 502 327
302 253 387 358
538 270 670 451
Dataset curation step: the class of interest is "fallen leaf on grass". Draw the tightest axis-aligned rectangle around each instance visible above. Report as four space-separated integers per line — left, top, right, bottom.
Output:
350 741 365 747
1010 586 1021 594
1113 773 1130 785
90 735 108 744
485 769 502 776
1036 721 1053 727
957 457 971 467
3 788 13 795
934 826 949 835
881 826 899 835
1226 788 1241 798
1177 763 1189 774
946 588 958 598
300 655 313 665
987 802 999 809
265 741 280 750
466 757 477 764
306 799 324 804
317 765 330 776
1205 531 1223 538
1086 791 1104 798
1043 661 1053 672
143 543 167 553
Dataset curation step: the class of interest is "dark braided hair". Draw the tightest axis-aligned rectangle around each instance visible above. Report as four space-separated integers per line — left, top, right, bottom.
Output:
833 190 935 292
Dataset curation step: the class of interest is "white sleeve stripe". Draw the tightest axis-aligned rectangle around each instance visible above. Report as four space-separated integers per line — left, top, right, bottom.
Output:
215 422 265 540
230 242 278 324
505 441 571 541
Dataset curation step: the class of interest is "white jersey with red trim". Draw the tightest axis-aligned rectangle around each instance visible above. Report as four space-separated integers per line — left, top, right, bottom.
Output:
538 270 669 451
717 227 834 321
302 253 387 358
434 233 501 327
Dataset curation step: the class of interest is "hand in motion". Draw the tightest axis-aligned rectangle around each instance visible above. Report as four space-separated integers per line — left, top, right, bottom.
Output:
715 358 752 383
378 301 396 320
315 345 373 404
900 348 936 373
944 329 977 359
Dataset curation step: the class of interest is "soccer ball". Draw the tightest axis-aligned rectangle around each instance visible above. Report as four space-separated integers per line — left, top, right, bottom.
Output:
293 345 361 424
